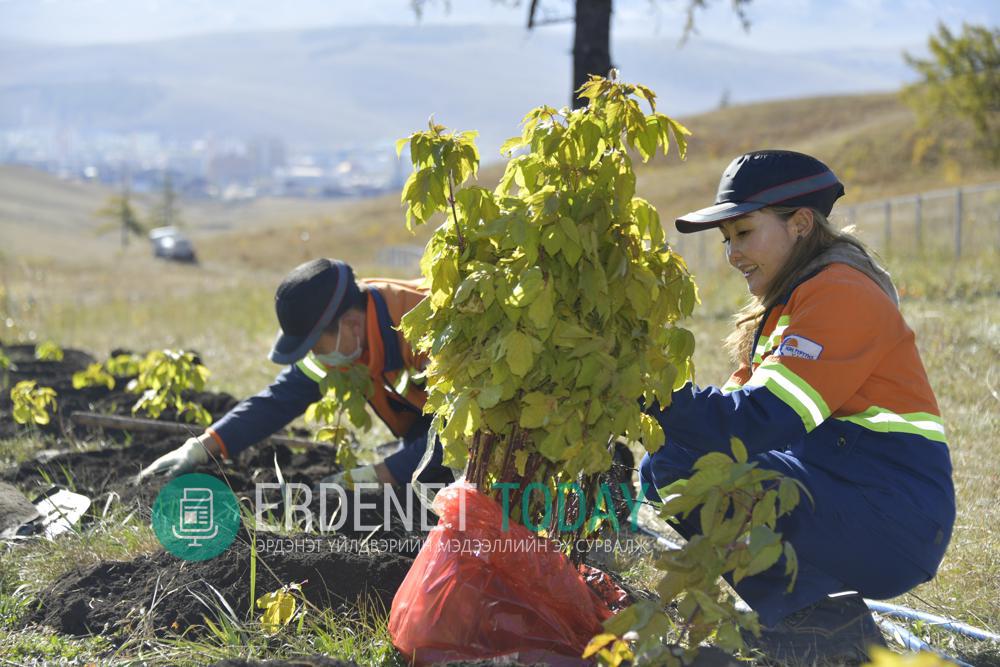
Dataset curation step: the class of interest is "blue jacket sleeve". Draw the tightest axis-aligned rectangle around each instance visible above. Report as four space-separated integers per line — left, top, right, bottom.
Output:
210 364 321 457
647 383 807 456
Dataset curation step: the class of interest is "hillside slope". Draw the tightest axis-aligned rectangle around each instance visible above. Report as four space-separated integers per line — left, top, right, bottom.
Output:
196 91 1000 273
3 90 997 269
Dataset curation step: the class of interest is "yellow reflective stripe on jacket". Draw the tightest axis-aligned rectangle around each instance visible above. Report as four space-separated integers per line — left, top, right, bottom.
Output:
296 354 327 383
746 360 830 432
753 315 791 365
836 406 946 443
721 380 744 393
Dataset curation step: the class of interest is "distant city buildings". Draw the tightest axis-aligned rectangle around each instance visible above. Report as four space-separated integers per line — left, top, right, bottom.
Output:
0 127 408 201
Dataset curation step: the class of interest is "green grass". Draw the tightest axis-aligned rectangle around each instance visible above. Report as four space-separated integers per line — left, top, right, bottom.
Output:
4 245 998 665
0 486 404 665
0 627 113 665
137 600 404 667
3 269 998 664
1 90 998 664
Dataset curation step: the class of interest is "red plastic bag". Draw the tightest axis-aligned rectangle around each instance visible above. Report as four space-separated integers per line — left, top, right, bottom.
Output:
389 482 614 666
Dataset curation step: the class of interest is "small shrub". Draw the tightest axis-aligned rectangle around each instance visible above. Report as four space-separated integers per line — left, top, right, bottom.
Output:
128 350 211 425
34 341 63 362
11 380 58 425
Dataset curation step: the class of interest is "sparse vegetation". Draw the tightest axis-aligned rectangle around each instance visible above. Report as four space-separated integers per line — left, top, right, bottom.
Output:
0 91 996 665
95 181 147 249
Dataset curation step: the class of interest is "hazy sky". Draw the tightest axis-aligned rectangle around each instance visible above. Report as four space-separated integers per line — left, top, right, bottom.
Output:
0 0 996 52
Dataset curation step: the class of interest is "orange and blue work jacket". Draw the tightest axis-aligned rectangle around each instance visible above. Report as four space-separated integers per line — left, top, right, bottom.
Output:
646 263 955 573
206 279 430 458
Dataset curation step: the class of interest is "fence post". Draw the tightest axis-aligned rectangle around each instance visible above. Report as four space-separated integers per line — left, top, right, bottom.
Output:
954 188 963 259
884 200 892 254
914 194 923 254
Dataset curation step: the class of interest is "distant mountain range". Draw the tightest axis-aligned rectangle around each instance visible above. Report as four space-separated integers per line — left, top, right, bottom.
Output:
0 24 918 156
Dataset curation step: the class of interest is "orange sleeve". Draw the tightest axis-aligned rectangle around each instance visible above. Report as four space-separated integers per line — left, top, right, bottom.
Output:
205 427 230 459
745 266 904 431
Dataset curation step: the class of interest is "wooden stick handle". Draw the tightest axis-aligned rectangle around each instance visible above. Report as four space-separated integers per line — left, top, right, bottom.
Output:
69 410 320 449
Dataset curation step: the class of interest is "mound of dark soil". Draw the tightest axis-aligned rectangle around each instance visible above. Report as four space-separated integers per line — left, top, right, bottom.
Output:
0 437 432 549
31 531 413 638
0 437 342 506
0 344 96 439
0 343 342 511
5 343 652 664
1 342 432 554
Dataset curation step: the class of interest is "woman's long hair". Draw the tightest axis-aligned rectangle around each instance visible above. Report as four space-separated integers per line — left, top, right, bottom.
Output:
723 206 872 366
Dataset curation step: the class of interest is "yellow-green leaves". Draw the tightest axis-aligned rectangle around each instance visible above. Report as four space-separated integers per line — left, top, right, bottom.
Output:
71 352 142 391
72 362 115 390
34 341 64 362
438 393 479 467
730 437 748 463
398 123 480 229
865 647 957 667
256 583 303 635
902 23 1000 166
305 361 374 466
128 349 212 425
400 75 698 481
583 632 635 666
400 167 447 228
10 380 57 425
638 413 665 454
519 392 555 429
106 352 142 377
527 282 554 329
503 330 535 377
599 444 808 665
594 600 679 666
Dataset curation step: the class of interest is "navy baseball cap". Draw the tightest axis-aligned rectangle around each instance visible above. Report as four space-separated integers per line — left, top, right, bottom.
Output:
675 150 845 233
268 259 360 364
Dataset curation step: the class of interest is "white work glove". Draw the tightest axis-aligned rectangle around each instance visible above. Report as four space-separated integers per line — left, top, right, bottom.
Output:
321 465 380 491
139 437 209 479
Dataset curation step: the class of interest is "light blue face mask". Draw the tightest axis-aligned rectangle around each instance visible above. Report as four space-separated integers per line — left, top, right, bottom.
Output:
313 324 362 367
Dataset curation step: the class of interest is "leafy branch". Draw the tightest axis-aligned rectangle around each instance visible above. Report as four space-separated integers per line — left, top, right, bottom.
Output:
587 440 811 665
304 363 374 470
397 74 698 547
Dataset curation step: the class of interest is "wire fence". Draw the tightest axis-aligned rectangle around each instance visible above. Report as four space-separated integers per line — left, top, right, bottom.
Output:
842 182 1000 260
374 183 1000 276
669 182 1000 269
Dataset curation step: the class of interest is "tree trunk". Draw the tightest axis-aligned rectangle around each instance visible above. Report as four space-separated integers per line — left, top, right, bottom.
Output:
572 0 613 109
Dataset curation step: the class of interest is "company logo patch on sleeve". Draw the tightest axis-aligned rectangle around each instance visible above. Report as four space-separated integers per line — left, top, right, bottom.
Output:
777 335 824 360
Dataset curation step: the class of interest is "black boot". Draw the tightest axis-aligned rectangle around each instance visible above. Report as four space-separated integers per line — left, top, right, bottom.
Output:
747 593 887 666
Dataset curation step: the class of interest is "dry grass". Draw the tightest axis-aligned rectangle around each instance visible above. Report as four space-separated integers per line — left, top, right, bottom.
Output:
1 90 998 663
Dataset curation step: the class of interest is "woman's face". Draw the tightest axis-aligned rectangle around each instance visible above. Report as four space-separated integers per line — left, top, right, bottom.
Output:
719 209 803 297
